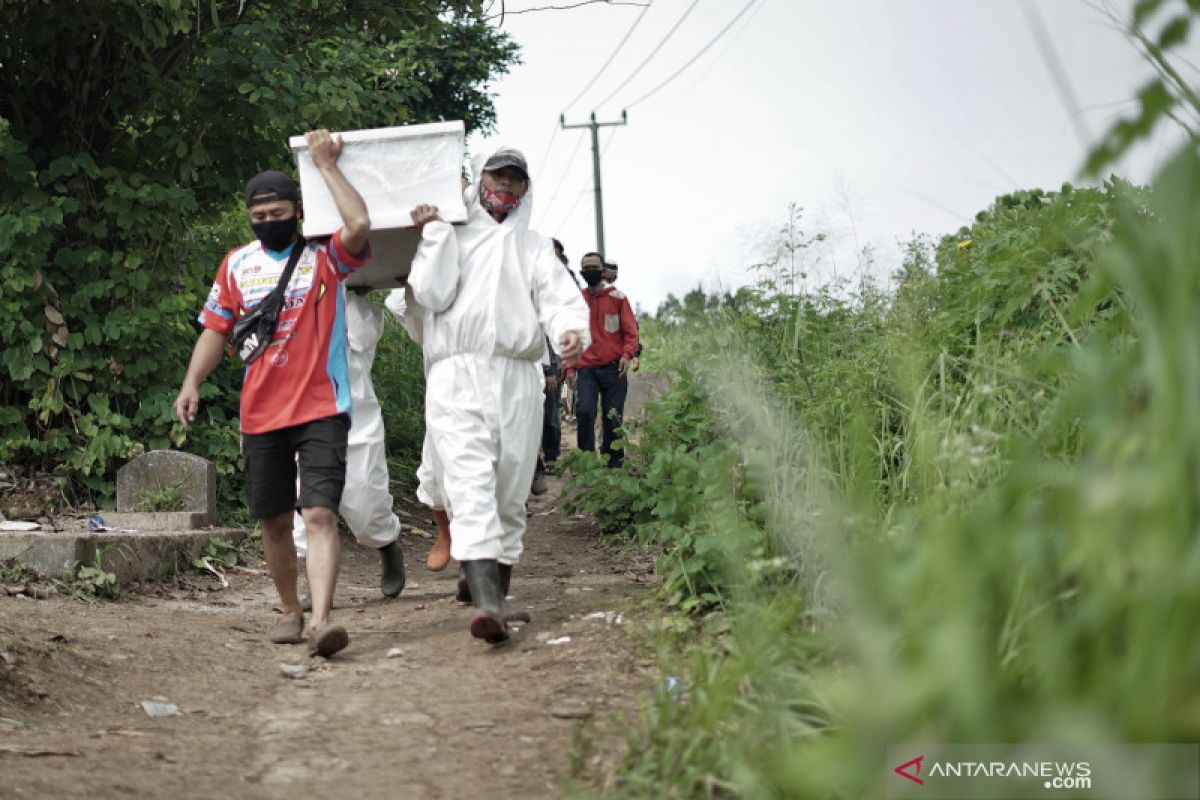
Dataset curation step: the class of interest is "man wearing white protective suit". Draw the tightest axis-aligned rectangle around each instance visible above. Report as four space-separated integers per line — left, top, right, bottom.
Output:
293 290 406 602
388 287 537 597
406 147 590 644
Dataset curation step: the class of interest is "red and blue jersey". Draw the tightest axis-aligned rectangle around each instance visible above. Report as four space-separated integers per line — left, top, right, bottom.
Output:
199 230 369 434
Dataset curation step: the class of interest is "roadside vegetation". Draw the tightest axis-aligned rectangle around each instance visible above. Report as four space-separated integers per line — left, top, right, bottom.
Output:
564 3 1200 796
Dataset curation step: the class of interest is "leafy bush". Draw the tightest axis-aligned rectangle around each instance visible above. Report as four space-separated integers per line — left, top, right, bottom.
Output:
373 304 427 491
563 368 780 613
65 549 121 601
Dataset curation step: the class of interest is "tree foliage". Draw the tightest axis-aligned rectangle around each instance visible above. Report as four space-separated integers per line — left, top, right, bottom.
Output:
0 1 516 508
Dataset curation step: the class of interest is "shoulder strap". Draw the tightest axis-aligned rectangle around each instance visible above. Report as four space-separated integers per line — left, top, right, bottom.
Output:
264 237 306 304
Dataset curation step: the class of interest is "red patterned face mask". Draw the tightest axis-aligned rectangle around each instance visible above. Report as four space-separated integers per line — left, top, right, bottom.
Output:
480 184 522 214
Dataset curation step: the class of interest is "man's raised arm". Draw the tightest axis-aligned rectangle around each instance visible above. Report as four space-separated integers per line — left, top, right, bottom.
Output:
306 129 370 256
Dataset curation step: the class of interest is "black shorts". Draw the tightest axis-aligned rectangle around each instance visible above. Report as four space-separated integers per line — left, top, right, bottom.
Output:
241 415 350 520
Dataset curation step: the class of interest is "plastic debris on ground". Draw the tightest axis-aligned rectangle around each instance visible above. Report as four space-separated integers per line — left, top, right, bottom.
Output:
0 521 40 532
279 663 308 680
550 707 593 720
546 636 572 646
140 700 180 717
661 676 689 702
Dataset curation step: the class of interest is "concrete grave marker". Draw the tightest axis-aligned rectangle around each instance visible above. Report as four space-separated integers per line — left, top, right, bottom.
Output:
0 527 248 583
113 450 217 530
0 450 246 581
624 372 671 421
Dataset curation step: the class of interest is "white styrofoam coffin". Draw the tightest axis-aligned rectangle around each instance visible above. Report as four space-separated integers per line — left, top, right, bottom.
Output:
289 121 467 288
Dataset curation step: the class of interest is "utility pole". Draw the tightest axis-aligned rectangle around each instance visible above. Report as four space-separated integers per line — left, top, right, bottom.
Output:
560 110 627 255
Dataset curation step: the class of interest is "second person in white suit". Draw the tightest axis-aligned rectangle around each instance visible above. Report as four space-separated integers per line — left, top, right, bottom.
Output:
293 290 405 602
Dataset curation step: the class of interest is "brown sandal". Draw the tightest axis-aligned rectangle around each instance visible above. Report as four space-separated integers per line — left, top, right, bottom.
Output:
270 612 305 644
308 624 349 658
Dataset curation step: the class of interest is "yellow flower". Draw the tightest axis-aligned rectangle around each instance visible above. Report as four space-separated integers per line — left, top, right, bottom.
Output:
956 239 972 251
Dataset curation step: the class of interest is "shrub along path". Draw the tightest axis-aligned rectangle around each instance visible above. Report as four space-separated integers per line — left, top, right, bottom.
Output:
0 474 654 798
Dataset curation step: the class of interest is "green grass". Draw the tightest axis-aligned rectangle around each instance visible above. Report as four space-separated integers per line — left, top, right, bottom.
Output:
563 146 1200 798
372 299 427 493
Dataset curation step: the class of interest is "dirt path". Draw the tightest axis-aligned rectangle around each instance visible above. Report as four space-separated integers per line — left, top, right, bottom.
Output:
0 475 655 799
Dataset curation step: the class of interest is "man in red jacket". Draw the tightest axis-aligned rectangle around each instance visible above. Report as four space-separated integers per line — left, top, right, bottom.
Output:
566 252 640 467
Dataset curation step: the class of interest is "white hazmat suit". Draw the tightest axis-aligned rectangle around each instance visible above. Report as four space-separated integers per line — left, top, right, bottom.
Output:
404 157 589 565
384 287 448 515
293 291 402 556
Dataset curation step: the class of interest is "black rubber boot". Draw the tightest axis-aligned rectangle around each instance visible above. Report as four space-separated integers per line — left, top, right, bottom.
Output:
530 458 548 496
498 563 531 624
379 540 406 598
456 566 472 604
462 559 508 644
499 563 513 598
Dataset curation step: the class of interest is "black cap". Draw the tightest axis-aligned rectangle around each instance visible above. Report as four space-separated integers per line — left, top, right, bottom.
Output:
244 170 299 207
482 148 530 181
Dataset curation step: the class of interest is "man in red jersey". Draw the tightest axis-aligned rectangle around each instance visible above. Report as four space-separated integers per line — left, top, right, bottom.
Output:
174 129 370 658
565 251 640 468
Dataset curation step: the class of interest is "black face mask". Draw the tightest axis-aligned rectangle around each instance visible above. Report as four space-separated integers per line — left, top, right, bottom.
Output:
581 268 605 286
252 218 299 252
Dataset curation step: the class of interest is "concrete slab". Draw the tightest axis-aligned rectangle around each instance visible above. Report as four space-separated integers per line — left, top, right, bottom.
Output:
0 528 249 583
100 512 215 532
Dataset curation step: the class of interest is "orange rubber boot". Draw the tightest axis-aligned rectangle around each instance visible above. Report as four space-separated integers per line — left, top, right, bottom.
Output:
426 509 452 572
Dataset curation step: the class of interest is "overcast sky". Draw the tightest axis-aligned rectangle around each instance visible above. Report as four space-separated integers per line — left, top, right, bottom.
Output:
466 0 1199 314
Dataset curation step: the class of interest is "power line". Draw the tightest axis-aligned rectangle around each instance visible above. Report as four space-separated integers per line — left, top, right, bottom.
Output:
602 125 619 156
548 187 592 243
531 123 560 184
549 128 619 239
495 0 650 18
533 3 651 191
623 0 761 111
679 0 769 96
561 0 655 114
534 133 586 227
591 0 700 112
560 112 627 253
